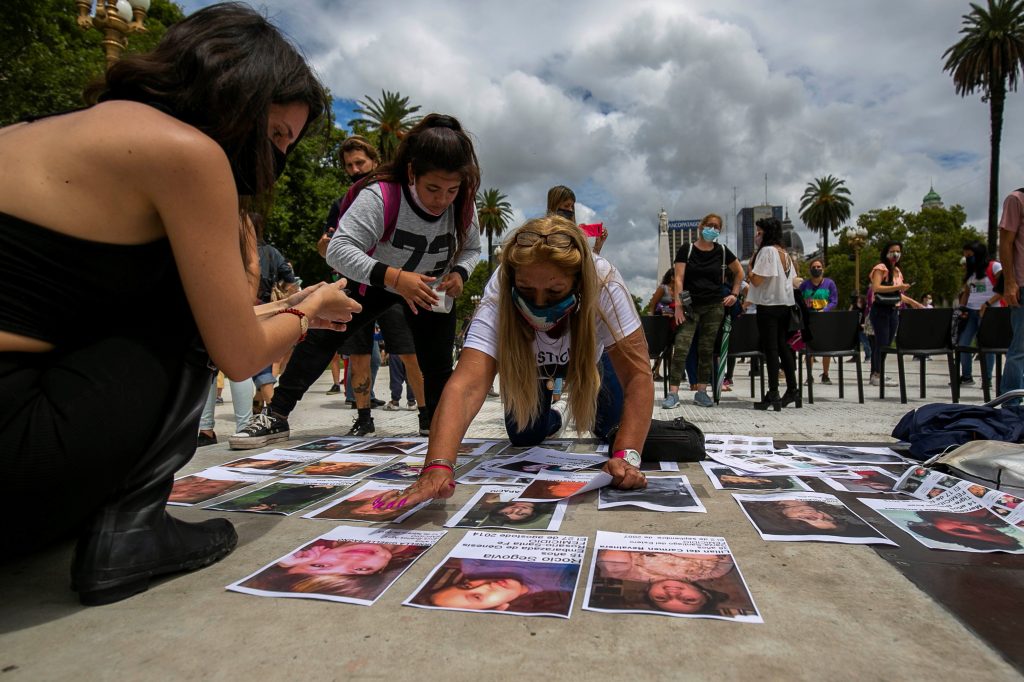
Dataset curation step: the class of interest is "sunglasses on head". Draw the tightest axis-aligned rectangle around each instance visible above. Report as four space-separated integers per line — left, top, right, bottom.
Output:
515 231 574 249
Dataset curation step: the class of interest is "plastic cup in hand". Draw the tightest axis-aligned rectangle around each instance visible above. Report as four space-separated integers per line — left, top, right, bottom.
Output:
430 281 454 314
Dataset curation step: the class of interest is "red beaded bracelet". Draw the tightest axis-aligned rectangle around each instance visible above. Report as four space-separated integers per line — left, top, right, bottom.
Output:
422 464 453 474
279 307 308 342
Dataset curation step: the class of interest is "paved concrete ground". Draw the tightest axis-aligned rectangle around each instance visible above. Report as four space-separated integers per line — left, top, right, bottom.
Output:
2 358 1020 681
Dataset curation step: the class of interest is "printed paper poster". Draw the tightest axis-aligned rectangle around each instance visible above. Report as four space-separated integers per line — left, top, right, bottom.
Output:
289 453 395 479
445 486 568 532
219 449 324 475
787 444 907 465
302 481 432 524
700 462 812 492
369 456 473 482
205 478 357 515
733 492 895 545
598 476 706 513
583 531 762 622
227 526 445 605
860 497 1024 553
515 471 613 502
168 468 265 506
820 466 902 494
404 531 587 618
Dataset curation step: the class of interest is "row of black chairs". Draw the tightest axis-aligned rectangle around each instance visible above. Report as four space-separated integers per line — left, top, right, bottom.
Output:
640 307 1012 405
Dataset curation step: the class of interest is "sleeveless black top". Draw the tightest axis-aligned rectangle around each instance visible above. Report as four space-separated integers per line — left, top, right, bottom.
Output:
0 211 195 347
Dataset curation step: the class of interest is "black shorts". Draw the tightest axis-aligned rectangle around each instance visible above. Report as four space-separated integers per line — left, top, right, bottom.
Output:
339 303 415 355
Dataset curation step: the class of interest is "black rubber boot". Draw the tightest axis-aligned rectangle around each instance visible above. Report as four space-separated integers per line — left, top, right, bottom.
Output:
71 341 237 606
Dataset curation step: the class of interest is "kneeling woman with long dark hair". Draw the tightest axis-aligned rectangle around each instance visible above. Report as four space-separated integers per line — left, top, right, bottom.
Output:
0 3 359 604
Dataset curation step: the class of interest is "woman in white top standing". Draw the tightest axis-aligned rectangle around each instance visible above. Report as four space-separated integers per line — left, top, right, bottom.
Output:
957 240 1002 386
746 217 797 411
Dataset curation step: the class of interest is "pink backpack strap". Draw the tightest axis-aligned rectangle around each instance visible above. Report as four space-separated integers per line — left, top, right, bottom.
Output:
358 181 402 296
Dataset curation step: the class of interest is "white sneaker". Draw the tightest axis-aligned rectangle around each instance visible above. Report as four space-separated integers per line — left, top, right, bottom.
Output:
870 374 898 387
549 400 567 439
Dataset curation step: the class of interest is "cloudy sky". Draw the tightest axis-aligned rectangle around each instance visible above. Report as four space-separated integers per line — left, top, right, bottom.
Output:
185 0 1024 296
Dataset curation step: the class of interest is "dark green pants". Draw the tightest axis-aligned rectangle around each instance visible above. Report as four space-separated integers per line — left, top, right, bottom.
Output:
669 300 724 387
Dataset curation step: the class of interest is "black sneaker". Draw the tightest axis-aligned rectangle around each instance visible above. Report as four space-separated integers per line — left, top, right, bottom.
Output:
228 412 289 450
370 398 385 408
348 417 375 437
960 377 975 385
418 412 431 436
820 373 832 385
197 431 217 447
326 383 341 395
345 400 356 409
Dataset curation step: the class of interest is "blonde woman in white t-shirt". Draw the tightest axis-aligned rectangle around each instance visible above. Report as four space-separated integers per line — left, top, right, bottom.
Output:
746 217 797 411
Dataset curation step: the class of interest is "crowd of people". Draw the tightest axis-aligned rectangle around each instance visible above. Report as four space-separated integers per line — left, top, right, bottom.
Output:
2 2 1022 607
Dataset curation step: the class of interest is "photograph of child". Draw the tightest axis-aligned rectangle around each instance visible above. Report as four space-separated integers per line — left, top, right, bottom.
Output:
220 456 296 473
446 487 564 532
405 558 579 617
735 494 895 544
229 527 445 605
585 546 761 622
864 505 1024 553
169 472 257 506
206 480 351 515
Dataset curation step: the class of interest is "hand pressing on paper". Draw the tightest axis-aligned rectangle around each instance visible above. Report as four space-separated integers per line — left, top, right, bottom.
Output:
371 468 457 510
603 458 647 489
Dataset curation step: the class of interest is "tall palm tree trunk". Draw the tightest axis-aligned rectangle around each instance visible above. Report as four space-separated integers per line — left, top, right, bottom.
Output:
487 233 494 275
822 230 829 266
988 81 1006 254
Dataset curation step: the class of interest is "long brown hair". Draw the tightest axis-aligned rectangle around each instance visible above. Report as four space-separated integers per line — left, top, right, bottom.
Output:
497 216 605 434
372 113 480 267
85 2 329 202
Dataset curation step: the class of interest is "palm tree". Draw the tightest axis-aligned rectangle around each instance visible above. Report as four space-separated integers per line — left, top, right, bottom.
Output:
799 175 853 266
476 188 514 275
943 0 1024 253
348 90 421 162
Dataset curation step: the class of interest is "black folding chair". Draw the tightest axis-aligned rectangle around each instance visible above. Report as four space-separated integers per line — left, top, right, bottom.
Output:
798 311 864 404
955 306 1012 403
641 315 673 399
879 308 958 404
714 313 765 400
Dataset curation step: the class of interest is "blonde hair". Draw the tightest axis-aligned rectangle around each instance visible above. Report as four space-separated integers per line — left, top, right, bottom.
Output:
497 216 602 434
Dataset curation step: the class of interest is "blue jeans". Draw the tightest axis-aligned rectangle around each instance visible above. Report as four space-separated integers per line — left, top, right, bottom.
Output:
505 352 623 445
389 354 414 402
1002 306 1024 400
199 374 254 432
957 308 994 381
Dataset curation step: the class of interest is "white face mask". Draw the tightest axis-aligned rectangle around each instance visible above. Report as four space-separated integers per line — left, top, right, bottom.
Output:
408 181 447 217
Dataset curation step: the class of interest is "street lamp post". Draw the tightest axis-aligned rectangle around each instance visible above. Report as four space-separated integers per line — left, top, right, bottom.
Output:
845 226 869 297
76 0 151 67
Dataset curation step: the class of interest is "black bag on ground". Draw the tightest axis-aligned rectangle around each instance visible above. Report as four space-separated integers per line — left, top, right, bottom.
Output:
642 417 706 462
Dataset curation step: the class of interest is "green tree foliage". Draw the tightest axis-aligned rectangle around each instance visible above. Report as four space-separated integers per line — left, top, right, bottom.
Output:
349 90 421 162
0 0 182 125
476 188 514 275
799 175 853 267
454 261 492 333
825 205 983 307
265 119 348 286
943 0 1024 254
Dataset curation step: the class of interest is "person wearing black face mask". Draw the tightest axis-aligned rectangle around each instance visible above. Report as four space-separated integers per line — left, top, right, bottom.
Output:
868 241 923 386
546 185 608 254
798 259 839 384
0 4 361 604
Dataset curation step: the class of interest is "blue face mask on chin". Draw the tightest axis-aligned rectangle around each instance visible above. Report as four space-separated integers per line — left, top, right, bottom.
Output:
511 287 578 332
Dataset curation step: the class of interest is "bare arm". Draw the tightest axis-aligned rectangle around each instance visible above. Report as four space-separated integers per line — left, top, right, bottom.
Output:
673 262 687 324
1002 227 1020 306
148 128 358 380
646 287 663 315
606 328 654 453
373 348 497 507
